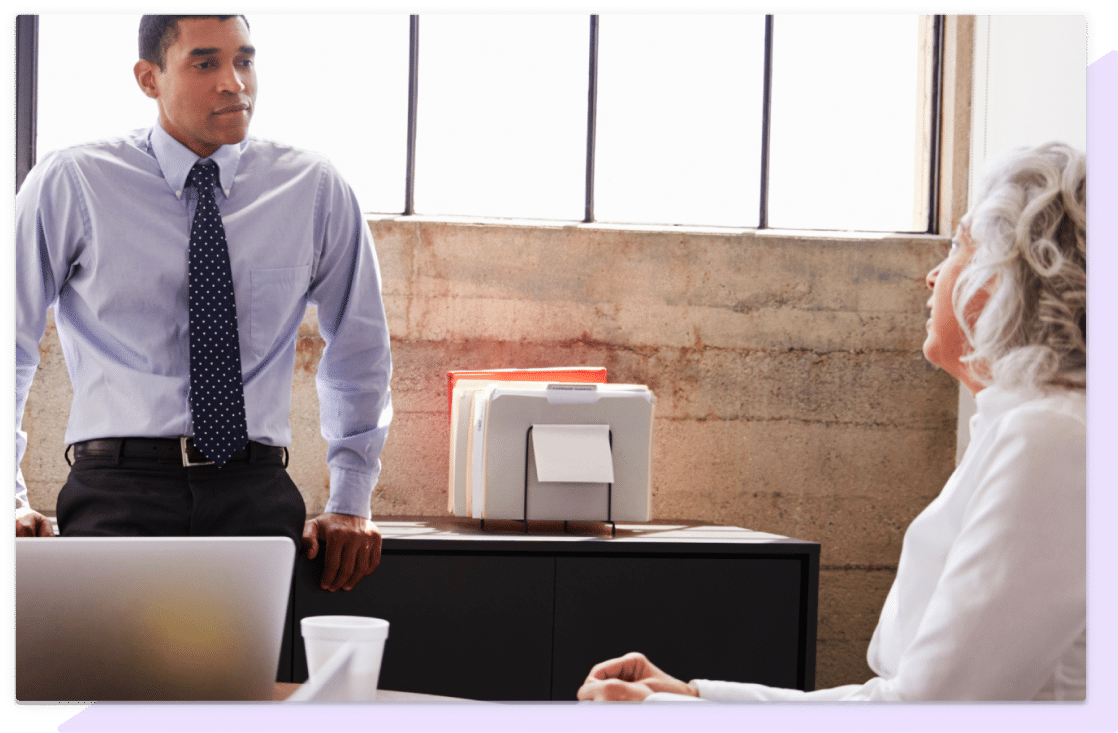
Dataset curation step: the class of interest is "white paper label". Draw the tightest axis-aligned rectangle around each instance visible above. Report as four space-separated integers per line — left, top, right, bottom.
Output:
530 424 614 483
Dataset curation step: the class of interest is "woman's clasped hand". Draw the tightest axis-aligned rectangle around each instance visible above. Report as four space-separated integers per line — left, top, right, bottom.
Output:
577 652 699 701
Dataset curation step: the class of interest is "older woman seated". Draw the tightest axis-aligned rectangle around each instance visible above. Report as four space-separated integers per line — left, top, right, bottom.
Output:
578 142 1087 702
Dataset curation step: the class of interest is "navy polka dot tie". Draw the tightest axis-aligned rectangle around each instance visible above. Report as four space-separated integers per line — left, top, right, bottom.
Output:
187 161 249 467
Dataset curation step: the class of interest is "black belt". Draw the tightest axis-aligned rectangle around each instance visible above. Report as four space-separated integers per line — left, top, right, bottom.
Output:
67 438 288 468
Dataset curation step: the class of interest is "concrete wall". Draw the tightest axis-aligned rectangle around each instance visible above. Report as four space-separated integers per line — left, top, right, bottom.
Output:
22 218 958 689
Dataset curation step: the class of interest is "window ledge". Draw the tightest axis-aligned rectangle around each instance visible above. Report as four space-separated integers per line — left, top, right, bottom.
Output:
364 213 948 243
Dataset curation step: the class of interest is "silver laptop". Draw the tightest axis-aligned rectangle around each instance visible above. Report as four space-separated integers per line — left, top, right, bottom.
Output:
16 536 295 702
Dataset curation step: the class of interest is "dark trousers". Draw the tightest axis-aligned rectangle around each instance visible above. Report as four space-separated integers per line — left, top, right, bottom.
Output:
57 443 307 547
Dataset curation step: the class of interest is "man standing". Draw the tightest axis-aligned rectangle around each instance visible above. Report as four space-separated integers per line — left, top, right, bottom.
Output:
15 15 392 593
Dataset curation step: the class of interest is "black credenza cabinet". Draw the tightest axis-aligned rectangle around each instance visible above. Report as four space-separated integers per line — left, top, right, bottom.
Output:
278 519 819 701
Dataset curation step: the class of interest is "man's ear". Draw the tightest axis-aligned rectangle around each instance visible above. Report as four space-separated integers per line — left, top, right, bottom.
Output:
134 60 160 99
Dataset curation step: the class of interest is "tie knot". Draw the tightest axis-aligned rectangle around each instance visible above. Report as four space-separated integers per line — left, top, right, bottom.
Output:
188 161 219 190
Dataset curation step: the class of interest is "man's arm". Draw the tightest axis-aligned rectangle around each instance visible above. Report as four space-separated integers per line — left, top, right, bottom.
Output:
15 152 84 534
304 160 393 589
15 350 48 534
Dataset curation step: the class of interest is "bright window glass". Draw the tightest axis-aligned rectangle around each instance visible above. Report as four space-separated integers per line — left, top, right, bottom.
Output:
37 15 152 157
594 15 766 228
36 14 409 214
767 15 929 232
33 14 935 232
413 15 587 221
248 15 409 214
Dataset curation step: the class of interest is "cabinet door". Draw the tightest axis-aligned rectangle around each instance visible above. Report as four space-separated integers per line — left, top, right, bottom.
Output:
293 553 555 701
552 555 805 700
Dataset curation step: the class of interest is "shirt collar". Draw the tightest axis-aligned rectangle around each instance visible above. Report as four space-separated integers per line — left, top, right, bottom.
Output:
149 120 246 200
970 384 1072 440
972 386 1022 436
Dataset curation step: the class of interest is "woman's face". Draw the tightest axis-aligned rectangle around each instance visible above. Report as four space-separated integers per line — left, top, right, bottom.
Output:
924 226 986 394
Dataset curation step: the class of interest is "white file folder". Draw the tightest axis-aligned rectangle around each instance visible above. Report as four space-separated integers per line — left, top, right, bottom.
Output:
456 383 654 522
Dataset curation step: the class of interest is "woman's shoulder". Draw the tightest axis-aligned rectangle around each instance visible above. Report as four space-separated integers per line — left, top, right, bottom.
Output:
1005 388 1084 432
979 386 1085 432
959 387 1085 524
969 387 1084 477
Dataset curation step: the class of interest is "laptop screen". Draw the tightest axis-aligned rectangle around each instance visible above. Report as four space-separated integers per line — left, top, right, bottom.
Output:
16 536 295 701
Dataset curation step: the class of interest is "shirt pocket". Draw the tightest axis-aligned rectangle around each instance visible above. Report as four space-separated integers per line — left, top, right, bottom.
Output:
249 265 312 358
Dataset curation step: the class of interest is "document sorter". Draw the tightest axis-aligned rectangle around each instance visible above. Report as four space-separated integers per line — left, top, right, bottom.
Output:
448 382 655 523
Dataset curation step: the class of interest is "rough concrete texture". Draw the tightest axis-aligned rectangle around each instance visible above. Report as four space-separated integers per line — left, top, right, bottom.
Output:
20 218 958 691
815 566 901 686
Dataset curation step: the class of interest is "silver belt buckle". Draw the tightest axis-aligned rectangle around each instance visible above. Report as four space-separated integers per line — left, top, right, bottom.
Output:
181 437 214 467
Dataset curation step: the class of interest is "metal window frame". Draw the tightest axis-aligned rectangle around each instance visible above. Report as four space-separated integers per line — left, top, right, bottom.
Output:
15 15 38 192
584 15 599 224
15 14 945 234
575 14 943 233
404 15 419 215
926 14 945 234
758 15 774 230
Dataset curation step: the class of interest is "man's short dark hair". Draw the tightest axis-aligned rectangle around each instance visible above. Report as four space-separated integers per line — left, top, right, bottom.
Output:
138 15 249 71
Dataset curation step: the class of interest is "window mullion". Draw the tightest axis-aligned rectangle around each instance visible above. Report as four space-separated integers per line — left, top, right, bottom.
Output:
16 14 39 192
758 14 773 230
926 14 945 234
584 15 599 224
404 14 419 215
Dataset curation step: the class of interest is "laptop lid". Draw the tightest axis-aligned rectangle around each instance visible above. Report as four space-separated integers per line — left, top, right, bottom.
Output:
16 536 295 702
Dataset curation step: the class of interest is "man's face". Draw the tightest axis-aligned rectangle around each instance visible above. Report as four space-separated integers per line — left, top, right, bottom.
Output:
136 17 256 158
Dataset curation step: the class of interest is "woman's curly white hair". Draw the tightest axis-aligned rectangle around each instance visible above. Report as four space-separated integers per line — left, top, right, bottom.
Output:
955 142 1086 391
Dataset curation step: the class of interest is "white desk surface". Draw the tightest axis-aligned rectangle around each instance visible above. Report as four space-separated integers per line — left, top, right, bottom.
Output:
274 682 477 702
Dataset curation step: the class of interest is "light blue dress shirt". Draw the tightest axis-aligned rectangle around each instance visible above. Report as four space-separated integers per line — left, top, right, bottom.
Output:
16 123 393 518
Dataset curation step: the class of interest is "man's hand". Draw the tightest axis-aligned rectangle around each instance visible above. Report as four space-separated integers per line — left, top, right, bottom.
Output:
16 507 54 537
577 652 699 701
301 512 382 592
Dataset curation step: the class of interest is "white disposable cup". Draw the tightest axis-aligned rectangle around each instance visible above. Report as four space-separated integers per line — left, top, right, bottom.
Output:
301 616 389 701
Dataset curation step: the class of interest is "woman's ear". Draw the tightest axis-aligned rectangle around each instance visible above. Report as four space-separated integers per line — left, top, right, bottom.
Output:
134 60 160 99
